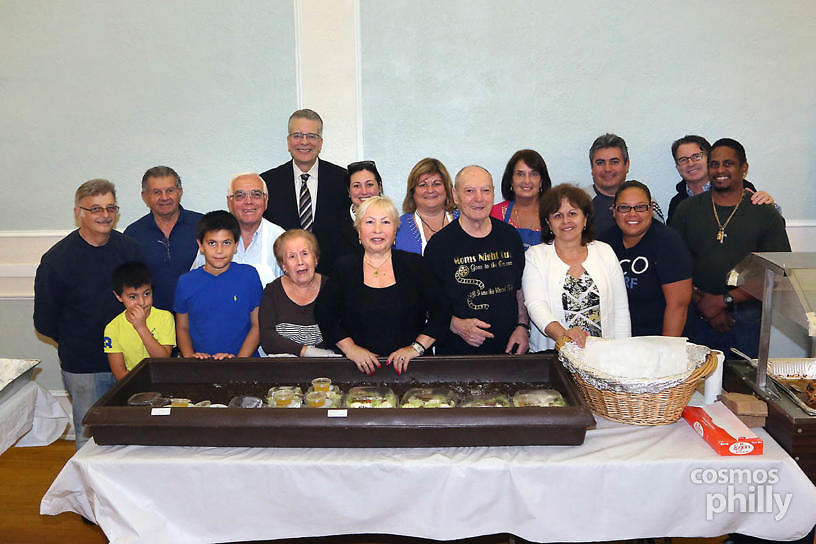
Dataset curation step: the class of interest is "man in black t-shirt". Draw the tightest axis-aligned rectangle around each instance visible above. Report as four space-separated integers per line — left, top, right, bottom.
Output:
671 139 790 357
425 166 529 355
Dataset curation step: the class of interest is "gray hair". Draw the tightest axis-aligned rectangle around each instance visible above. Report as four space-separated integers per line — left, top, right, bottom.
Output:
589 133 629 163
288 109 323 135
75 179 116 206
141 166 181 191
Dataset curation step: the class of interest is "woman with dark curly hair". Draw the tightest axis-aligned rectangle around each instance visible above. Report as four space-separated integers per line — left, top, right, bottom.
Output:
522 184 630 351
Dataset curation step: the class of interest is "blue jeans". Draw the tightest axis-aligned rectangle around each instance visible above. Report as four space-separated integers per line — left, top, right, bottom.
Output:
692 301 762 358
61 370 116 450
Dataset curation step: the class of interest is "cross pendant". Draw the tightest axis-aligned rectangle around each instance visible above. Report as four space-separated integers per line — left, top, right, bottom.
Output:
716 228 726 244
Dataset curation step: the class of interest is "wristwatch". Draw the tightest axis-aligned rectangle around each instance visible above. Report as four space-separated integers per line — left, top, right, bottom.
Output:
723 293 735 311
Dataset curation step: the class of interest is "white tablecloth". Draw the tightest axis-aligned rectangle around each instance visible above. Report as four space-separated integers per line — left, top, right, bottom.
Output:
40 408 816 544
0 381 67 454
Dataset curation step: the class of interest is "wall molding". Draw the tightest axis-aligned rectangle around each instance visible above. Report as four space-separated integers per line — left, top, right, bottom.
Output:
2 218 815 299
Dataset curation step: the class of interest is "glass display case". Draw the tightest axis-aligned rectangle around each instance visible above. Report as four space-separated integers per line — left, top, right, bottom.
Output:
725 252 816 483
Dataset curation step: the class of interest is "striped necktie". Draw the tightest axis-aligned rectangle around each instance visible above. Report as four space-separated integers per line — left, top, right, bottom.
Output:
298 173 313 231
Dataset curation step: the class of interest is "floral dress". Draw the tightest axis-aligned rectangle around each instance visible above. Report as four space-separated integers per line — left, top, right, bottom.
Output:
562 272 602 337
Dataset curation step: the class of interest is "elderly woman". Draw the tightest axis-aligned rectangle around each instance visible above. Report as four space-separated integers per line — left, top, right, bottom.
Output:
394 158 458 254
523 184 630 351
322 160 384 273
259 229 335 356
315 196 450 375
599 181 693 337
490 149 553 250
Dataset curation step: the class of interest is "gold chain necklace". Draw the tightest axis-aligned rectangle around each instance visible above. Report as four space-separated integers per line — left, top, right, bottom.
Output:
364 256 389 276
712 190 745 244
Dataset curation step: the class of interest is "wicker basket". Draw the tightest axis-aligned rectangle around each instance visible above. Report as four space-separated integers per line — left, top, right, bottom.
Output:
556 338 717 426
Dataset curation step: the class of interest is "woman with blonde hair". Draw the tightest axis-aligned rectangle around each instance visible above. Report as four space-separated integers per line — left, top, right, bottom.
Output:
316 196 449 375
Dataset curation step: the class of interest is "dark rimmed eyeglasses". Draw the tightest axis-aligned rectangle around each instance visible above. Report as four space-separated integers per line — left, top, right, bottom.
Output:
676 152 705 165
614 203 651 213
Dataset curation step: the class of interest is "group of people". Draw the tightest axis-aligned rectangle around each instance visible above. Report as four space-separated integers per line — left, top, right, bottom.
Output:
33 108 791 450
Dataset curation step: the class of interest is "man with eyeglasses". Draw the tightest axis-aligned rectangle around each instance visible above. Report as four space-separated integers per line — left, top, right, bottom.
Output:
261 109 350 274
671 139 790 358
666 135 774 224
34 179 142 450
192 173 284 287
123 166 203 311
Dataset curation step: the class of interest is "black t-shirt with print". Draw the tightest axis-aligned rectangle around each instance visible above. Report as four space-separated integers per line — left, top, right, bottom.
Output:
425 218 525 354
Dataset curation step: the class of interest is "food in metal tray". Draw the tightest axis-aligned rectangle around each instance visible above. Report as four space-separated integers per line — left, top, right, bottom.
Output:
344 386 396 408
513 389 566 407
400 387 457 408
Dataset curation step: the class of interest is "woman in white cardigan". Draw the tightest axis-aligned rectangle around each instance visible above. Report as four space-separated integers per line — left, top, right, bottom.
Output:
523 184 630 352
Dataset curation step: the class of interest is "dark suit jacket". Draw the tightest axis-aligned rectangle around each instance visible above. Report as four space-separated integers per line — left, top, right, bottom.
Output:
261 159 350 274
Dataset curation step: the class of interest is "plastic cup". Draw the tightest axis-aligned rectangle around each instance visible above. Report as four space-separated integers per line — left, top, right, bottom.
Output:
273 388 295 407
306 391 327 408
311 378 331 392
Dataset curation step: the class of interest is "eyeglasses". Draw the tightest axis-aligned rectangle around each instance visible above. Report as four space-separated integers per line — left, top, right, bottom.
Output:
614 203 651 213
78 205 119 215
228 190 267 202
676 152 705 165
288 132 322 142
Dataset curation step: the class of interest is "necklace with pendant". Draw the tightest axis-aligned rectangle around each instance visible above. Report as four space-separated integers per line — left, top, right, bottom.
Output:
712 190 744 244
364 256 389 276
417 211 447 233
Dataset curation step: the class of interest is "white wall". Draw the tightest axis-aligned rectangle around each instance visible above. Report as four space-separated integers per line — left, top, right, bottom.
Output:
359 0 816 217
1 0 298 231
1 0 815 392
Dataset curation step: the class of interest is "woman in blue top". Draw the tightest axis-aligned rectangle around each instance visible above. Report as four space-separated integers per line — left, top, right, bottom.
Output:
394 158 458 255
491 149 552 250
598 180 693 337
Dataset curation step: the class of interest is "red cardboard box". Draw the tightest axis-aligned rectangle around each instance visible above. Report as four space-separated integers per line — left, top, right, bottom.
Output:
682 402 763 456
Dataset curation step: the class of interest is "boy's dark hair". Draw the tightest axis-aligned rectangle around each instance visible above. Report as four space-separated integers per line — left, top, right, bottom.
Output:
112 261 152 295
197 210 240 243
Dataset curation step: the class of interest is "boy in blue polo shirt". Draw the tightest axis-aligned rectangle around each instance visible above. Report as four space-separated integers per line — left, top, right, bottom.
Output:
174 211 263 359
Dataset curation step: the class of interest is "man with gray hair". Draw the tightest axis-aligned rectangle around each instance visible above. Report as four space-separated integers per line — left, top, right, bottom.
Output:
124 166 202 311
261 109 350 274
192 173 285 287
34 179 142 449
425 165 529 355
585 133 664 233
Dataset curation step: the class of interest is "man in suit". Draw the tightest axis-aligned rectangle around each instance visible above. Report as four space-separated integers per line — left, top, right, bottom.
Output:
261 109 350 274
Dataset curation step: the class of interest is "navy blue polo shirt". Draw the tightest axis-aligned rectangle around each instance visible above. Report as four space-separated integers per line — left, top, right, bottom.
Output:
124 206 203 311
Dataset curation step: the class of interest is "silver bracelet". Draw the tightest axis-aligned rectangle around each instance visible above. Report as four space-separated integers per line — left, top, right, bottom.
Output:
411 341 426 355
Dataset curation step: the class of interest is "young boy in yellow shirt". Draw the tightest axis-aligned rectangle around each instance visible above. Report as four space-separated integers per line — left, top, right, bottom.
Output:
104 261 176 379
